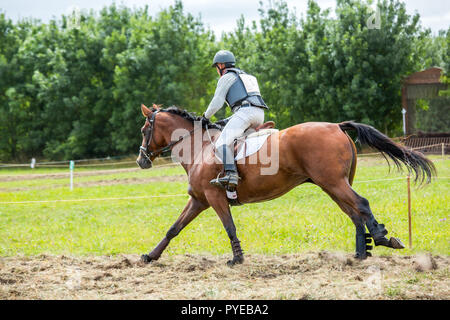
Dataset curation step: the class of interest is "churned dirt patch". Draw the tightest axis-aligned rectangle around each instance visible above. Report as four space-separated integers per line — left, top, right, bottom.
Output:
0 175 186 192
0 163 179 183
0 252 448 300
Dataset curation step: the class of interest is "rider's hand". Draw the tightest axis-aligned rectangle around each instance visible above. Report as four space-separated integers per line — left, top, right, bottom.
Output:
200 114 209 125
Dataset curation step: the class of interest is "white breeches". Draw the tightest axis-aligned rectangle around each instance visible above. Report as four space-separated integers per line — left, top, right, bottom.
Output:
215 106 265 148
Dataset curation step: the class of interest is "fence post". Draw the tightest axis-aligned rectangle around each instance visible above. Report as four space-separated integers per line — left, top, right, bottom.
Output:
70 160 74 191
407 175 412 248
442 143 445 159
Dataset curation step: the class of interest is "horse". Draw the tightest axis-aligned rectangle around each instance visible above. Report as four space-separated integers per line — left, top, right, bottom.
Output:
136 104 435 265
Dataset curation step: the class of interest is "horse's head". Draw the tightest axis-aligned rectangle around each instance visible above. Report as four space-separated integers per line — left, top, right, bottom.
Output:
136 103 162 169
137 103 215 169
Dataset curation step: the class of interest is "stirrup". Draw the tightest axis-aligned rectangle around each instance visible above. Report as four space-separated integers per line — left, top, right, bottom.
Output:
210 172 225 188
210 172 240 188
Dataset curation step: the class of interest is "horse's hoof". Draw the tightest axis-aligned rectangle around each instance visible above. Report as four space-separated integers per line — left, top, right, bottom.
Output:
140 254 154 264
226 256 244 267
389 237 405 249
354 252 369 260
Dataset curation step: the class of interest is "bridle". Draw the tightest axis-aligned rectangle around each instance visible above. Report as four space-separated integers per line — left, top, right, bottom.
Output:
139 110 212 163
139 110 176 162
139 110 157 161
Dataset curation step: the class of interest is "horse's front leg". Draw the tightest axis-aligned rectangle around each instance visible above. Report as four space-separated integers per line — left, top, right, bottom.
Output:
141 196 208 263
205 188 244 266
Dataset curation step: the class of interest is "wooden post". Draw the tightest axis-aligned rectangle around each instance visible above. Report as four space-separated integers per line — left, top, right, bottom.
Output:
407 175 412 248
442 143 445 159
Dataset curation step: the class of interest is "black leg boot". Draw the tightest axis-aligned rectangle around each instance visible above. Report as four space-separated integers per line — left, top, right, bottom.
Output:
355 224 372 259
366 214 405 249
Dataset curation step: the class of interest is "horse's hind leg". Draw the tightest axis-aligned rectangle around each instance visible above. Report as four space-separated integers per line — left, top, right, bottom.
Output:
343 133 404 250
322 186 372 259
318 180 404 259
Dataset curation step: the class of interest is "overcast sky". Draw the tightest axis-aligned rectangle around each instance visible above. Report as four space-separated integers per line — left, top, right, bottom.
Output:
1 0 449 36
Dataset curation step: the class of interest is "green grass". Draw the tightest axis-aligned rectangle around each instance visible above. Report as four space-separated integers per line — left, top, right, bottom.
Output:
0 156 448 257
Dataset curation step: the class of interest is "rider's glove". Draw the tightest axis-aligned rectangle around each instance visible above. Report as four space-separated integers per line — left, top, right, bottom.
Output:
200 114 209 126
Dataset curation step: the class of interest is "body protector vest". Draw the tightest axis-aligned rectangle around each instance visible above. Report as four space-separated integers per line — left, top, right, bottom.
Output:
225 68 268 110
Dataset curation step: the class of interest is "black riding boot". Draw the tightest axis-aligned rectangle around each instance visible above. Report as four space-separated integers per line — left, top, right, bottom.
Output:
210 144 240 188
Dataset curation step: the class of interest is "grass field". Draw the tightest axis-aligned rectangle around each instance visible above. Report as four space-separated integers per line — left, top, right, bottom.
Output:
0 155 448 258
0 156 448 300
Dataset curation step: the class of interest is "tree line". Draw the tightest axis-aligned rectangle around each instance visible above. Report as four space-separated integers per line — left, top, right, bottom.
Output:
0 0 448 161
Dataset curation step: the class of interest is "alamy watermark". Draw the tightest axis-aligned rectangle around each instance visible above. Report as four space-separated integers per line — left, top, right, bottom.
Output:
65 266 82 290
66 5 81 30
366 5 381 29
364 265 383 293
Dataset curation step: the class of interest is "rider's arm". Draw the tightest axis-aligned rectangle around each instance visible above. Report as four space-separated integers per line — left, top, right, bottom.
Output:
204 72 237 119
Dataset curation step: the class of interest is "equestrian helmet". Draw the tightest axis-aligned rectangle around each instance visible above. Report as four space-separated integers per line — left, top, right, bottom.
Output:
212 50 236 67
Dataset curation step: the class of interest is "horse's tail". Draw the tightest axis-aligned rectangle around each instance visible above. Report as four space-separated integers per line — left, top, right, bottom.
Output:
339 121 436 184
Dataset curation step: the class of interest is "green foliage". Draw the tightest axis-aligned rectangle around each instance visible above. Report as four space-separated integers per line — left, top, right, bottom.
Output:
0 3 216 161
437 27 450 97
415 98 450 132
224 0 431 133
0 1 448 161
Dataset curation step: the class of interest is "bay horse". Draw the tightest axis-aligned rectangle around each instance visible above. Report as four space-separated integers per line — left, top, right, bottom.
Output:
136 104 435 265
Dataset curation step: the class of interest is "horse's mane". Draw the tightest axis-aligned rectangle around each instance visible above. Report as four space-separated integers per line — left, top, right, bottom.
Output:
164 106 202 123
160 106 222 129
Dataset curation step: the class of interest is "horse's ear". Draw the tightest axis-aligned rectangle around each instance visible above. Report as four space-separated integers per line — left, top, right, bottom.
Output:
152 103 161 110
141 104 152 117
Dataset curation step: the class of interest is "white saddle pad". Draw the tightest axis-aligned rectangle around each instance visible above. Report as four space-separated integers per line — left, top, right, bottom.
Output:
235 129 278 161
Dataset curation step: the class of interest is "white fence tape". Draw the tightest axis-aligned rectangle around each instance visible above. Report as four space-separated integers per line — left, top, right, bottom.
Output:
0 155 175 168
1 177 448 205
353 177 404 183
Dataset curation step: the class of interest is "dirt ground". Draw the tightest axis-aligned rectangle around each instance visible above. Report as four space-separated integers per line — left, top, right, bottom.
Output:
0 252 448 300
0 175 186 192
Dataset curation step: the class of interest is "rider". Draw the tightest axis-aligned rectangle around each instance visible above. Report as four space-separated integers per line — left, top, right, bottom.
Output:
203 50 269 189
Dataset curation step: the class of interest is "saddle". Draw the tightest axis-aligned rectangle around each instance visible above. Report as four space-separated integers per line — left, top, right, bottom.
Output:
213 118 276 157
233 121 276 157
